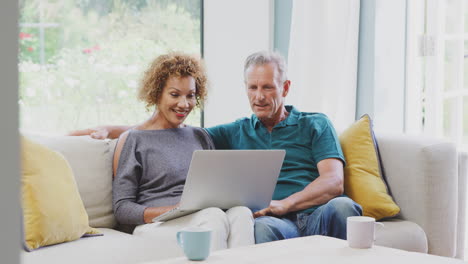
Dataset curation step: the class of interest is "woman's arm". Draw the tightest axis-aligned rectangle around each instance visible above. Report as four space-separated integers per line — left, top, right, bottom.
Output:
112 132 148 225
112 132 179 225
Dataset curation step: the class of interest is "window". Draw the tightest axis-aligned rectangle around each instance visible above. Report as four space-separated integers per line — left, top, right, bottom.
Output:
407 0 468 258
441 0 468 150
407 0 468 151
19 0 202 133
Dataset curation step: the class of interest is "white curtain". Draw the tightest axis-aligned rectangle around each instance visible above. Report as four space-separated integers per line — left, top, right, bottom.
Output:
287 0 360 131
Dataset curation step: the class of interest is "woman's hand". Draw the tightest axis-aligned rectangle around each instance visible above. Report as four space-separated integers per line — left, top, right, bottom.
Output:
143 203 180 223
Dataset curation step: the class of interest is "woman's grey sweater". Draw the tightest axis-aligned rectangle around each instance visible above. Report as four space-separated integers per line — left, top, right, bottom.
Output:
113 126 214 226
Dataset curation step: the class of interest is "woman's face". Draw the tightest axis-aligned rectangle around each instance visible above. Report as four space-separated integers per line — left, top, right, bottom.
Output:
156 75 197 129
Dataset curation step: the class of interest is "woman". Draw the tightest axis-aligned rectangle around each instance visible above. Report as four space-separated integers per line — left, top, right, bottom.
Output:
112 52 254 253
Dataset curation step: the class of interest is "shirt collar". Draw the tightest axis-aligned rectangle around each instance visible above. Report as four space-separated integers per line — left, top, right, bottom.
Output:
252 105 299 128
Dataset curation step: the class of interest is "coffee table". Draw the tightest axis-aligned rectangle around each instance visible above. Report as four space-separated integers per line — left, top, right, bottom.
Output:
142 235 466 264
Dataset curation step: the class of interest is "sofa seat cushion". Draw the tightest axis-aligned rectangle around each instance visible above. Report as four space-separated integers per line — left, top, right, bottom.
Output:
21 228 181 264
375 218 428 253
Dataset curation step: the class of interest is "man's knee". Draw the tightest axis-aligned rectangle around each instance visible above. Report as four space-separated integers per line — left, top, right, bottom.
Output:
254 216 299 243
325 197 362 219
254 217 281 243
304 197 361 240
254 217 277 234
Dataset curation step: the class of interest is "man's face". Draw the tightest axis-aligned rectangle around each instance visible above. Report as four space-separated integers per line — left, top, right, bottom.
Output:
245 63 288 122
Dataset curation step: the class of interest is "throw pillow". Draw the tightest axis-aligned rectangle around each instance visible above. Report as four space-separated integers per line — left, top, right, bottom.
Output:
24 133 117 228
21 136 101 251
339 114 400 220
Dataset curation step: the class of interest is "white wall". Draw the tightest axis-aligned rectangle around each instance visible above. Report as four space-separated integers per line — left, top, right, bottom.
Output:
203 0 273 127
0 1 20 263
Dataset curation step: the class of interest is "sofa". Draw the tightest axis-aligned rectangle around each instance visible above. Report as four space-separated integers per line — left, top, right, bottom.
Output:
20 133 467 264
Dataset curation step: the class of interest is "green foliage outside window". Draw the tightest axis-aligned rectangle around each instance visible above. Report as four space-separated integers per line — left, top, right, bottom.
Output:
19 0 201 133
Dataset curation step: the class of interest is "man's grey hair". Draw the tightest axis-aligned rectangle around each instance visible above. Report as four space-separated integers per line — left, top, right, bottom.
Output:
244 51 287 83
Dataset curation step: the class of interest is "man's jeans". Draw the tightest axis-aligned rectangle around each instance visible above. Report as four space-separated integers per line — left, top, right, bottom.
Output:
254 197 362 243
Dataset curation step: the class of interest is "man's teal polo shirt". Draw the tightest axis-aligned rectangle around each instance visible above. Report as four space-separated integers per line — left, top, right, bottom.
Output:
205 105 345 214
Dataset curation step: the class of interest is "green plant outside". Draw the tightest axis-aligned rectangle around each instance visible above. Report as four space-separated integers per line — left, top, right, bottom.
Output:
19 0 201 133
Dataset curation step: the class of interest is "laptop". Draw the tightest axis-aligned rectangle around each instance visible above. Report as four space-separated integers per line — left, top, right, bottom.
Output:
152 149 286 222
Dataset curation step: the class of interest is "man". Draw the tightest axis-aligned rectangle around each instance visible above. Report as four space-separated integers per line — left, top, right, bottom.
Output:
70 51 362 243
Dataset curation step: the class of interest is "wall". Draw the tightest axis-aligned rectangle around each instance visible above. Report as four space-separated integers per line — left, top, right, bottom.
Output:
0 1 20 263
203 0 273 127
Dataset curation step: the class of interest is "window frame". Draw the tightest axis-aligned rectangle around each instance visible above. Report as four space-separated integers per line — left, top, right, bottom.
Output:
406 0 468 151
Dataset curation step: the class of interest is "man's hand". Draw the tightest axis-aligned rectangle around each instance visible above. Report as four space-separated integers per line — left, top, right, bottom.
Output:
67 127 110 140
253 200 292 218
69 125 133 139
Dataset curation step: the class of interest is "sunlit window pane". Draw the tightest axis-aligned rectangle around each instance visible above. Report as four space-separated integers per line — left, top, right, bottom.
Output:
446 0 463 34
445 40 458 91
443 98 457 139
19 0 202 133
464 41 468 89
464 96 468 145
465 0 468 33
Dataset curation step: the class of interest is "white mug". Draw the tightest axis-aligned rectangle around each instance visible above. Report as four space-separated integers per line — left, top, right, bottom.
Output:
347 216 384 249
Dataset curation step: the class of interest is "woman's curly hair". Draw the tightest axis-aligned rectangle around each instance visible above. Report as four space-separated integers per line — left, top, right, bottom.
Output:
138 52 208 109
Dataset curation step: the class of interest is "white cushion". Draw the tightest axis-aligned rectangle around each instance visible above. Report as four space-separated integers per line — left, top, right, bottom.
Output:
24 134 117 228
376 134 458 257
456 152 468 259
21 228 178 264
376 218 428 253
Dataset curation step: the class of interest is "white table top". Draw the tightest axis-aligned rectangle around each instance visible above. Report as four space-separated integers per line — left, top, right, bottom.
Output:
143 235 466 264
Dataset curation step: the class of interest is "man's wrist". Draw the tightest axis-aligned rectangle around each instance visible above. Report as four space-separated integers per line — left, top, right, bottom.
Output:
281 198 296 214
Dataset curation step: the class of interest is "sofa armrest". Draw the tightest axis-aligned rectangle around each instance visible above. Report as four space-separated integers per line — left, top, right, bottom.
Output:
375 134 458 257
456 151 468 259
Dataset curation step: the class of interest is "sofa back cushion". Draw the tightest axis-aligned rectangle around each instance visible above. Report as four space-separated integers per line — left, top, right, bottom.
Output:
21 136 101 250
25 134 117 228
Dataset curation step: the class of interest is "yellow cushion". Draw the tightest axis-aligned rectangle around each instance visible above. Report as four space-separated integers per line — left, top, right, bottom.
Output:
339 115 400 220
21 136 100 251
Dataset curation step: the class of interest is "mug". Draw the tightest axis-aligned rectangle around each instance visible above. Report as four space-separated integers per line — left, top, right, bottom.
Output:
176 226 212 260
347 216 384 249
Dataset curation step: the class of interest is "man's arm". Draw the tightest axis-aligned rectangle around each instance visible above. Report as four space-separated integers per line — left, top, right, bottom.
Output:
253 158 343 218
68 125 133 139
